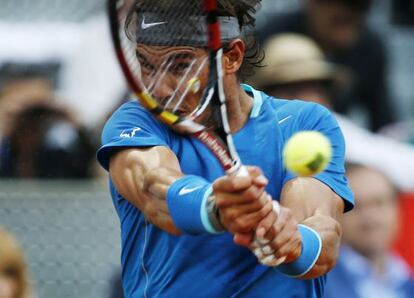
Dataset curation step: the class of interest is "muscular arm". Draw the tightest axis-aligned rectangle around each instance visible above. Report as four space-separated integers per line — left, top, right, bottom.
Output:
109 146 183 235
280 177 345 279
109 145 271 237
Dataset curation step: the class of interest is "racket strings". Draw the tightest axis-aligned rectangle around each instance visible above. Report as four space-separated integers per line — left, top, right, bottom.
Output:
168 57 208 114
146 58 171 93
141 54 207 115
163 59 198 110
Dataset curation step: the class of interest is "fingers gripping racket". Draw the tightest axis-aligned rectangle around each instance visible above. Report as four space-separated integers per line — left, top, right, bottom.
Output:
107 0 248 176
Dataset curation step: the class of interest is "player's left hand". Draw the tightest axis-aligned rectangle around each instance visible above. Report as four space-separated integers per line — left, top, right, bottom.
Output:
240 201 303 266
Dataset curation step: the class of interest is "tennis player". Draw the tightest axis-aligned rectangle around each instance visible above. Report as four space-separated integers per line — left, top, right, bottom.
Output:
98 0 354 297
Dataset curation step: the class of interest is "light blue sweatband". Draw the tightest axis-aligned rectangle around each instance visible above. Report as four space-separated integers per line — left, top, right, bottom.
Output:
167 175 217 234
276 224 322 277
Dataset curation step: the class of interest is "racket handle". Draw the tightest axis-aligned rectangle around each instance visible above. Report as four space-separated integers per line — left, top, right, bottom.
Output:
233 165 249 177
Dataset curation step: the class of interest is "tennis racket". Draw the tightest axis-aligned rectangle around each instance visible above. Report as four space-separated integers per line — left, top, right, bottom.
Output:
107 0 247 176
108 0 284 265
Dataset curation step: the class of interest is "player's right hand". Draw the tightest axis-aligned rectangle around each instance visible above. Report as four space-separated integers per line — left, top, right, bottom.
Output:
249 200 302 266
212 167 273 239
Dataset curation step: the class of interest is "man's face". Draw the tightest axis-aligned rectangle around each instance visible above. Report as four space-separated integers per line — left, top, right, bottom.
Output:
342 167 398 258
137 44 214 126
307 1 365 51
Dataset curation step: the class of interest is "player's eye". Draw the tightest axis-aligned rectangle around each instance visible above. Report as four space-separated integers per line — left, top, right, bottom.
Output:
136 53 156 75
169 62 191 76
140 61 156 75
142 67 156 77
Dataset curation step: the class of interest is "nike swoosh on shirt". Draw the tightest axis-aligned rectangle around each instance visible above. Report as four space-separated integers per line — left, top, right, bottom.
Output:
278 115 293 124
141 17 167 30
179 186 203 196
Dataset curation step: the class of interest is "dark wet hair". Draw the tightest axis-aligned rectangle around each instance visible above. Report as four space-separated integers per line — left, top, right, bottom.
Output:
218 0 264 80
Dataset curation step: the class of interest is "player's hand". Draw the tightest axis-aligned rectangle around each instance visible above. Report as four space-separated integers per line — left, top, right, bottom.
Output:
212 167 273 236
248 201 303 266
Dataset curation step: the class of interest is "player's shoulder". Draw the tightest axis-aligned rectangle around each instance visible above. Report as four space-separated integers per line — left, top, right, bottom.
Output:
98 100 171 170
108 99 150 120
265 95 331 122
261 94 339 138
101 99 169 143
104 100 161 130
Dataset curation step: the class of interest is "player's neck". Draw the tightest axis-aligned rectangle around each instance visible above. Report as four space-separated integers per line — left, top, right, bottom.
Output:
226 86 253 133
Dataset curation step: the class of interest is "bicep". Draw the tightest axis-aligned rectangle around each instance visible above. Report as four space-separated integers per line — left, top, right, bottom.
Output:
288 103 354 212
280 177 344 224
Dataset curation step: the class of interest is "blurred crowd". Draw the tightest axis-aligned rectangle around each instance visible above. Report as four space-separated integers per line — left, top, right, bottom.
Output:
0 0 413 297
0 78 96 178
324 163 414 298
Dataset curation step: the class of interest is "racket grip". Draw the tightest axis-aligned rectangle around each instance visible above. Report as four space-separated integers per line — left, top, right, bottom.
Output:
234 165 249 177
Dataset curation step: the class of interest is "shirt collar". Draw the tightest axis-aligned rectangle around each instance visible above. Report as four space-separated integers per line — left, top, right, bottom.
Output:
241 84 263 119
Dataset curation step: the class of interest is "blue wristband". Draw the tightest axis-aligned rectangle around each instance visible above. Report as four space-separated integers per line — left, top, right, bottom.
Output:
276 224 322 277
167 175 214 234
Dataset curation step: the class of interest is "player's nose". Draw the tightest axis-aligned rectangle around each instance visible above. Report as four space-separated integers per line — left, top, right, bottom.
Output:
151 75 176 101
153 77 187 111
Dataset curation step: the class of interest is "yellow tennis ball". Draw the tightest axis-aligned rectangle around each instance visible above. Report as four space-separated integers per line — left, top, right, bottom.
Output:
187 77 201 94
283 131 332 177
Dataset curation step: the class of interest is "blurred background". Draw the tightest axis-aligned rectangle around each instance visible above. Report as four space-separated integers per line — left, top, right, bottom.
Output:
0 0 413 297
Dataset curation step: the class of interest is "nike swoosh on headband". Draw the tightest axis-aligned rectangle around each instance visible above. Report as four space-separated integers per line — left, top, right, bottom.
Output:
136 14 241 46
141 16 167 30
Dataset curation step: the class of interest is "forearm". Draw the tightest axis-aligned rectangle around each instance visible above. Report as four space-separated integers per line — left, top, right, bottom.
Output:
109 146 183 235
110 146 233 236
298 212 341 279
280 177 344 279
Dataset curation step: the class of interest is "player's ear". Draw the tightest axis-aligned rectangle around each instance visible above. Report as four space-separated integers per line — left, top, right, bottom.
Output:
223 39 245 75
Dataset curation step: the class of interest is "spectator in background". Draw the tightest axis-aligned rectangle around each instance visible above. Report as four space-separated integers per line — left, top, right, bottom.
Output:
324 164 414 298
0 79 96 178
0 228 30 298
0 79 53 141
249 33 414 191
0 79 53 177
256 0 396 132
